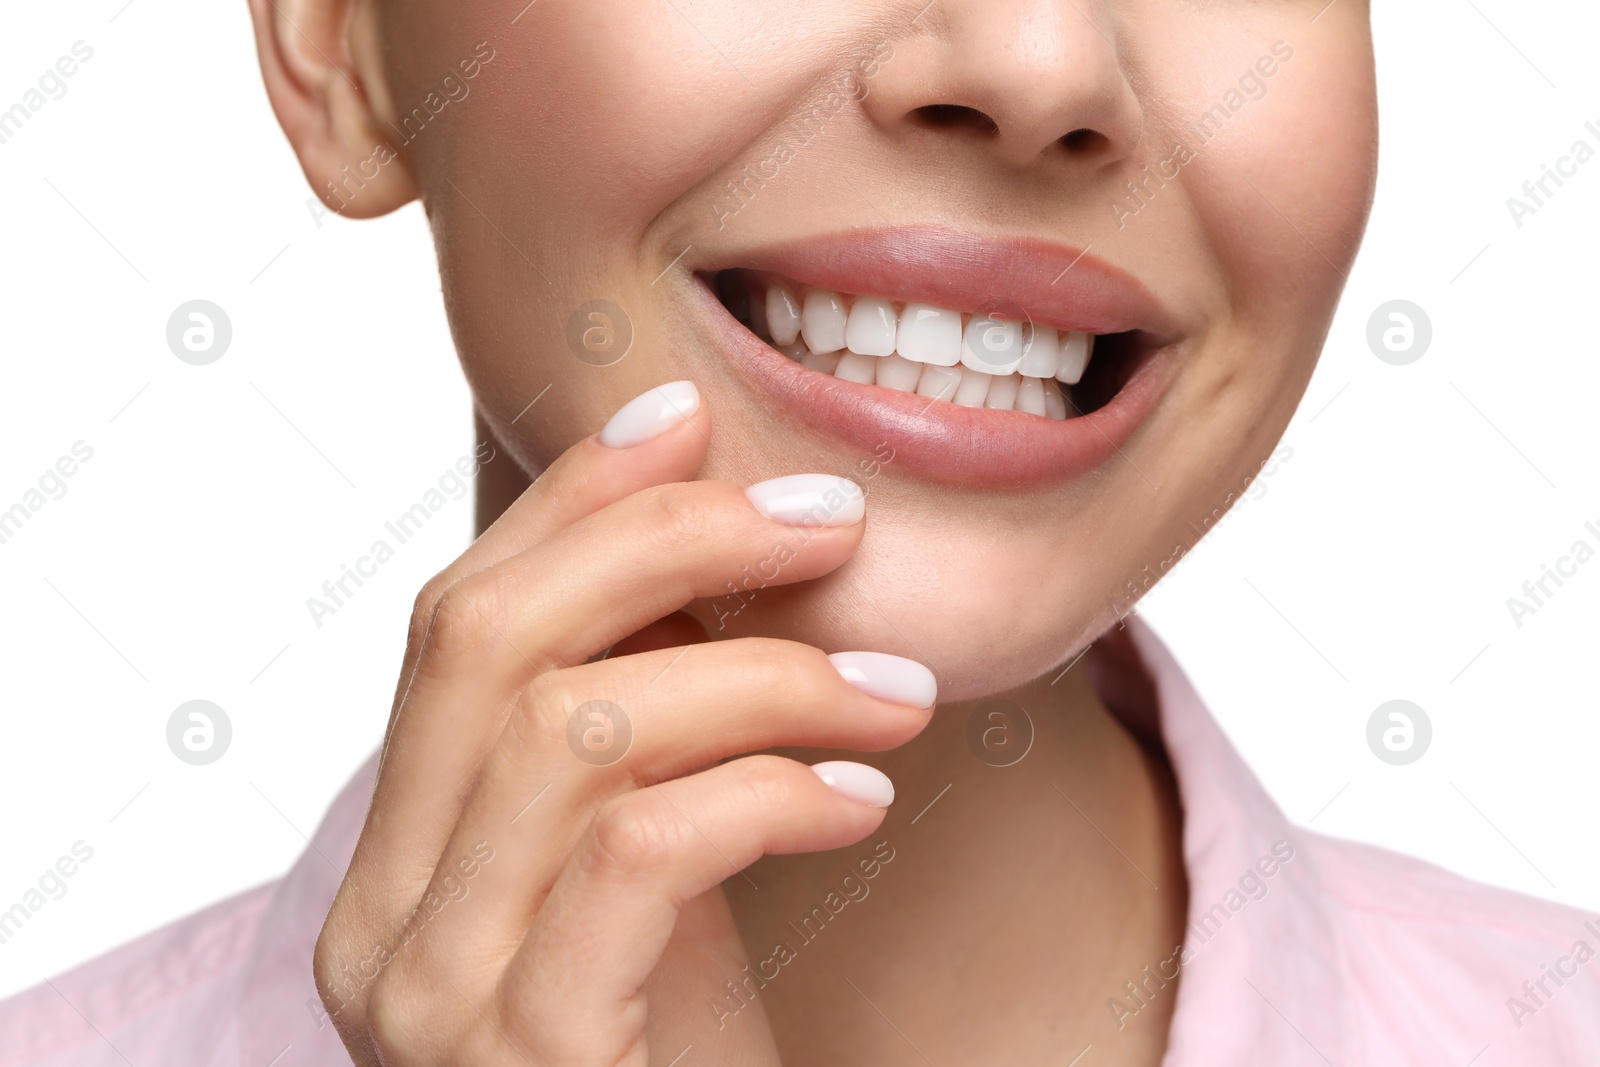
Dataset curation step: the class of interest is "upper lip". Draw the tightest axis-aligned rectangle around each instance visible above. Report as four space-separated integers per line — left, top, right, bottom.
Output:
696 225 1182 342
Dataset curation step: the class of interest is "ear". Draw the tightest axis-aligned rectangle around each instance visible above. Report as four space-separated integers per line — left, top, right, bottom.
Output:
247 0 419 218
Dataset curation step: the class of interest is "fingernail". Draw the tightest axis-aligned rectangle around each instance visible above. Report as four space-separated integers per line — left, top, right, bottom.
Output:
828 652 937 709
597 381 699 448
744 474 864 526
810 761 894 807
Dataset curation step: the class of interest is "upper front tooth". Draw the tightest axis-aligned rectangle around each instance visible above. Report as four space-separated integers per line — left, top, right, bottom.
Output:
766 284 802 346
846 297 898 357
1017 324 1060 378
801 290 848 354
1055 331 1093 384
961 314 1024 376
897 303 963 366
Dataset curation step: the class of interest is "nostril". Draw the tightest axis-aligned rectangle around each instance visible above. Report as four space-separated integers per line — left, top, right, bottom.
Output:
1060 128 1107 153
913 104 1000 135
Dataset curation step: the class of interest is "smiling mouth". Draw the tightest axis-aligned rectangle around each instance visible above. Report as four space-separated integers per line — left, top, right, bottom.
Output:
711 269 1141 421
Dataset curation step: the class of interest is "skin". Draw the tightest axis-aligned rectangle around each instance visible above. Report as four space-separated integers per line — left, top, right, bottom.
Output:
250 0 1377 1062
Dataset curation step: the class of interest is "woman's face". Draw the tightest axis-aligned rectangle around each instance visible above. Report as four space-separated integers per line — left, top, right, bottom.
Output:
364 0 1375 701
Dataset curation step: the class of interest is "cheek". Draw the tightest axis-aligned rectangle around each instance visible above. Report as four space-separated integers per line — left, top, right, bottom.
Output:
1183 31 1378 334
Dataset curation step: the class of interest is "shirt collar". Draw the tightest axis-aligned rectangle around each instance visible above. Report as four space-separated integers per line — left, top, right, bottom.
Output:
1124 617 1356 1066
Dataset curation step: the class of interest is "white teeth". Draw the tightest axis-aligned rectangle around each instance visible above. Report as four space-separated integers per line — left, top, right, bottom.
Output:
953 368 993 408
845 297 898 357
1016 376 1048 417
801 349 841 375
984 373 1019 411
1056 331 1092 384
1017 324 1060 378
915 364 961 401
741 276 1096 421
766 284 802 346
961 314 1024 376
1043 381 1068 420
876 353 922 392
833 351 878 385
801 290 848 354
897 303 963 366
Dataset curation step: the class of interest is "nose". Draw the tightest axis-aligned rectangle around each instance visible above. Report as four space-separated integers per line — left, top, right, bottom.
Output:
861 0 1143 168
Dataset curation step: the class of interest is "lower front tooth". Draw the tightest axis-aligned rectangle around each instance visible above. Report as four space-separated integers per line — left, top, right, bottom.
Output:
1016 376 1048 417
915 364 961 401
984 373 1019 411
1043 381 1068 420
833 351 878 385
953 369 992 408
876 353 922 392
801 350 841 375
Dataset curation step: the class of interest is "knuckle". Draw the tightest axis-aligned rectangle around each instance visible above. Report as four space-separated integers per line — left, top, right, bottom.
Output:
510 672 577 752
640 483 734 553
406 573 452 651
748 638 834 700
588 793 687 876
734 755 798 812
310 926 350 1016
417 571 506 672
363 976 416 1060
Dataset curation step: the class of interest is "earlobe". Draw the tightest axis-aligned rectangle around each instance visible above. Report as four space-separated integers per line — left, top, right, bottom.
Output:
247 0 419 219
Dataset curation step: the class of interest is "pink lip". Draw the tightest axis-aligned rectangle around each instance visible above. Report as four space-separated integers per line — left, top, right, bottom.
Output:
691 227 1189 490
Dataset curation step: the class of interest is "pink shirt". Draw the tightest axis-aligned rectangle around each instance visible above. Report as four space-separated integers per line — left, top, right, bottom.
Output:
4 620 1597 1064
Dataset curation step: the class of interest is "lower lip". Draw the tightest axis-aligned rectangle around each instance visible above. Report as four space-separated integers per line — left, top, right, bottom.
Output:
693 279 1183 490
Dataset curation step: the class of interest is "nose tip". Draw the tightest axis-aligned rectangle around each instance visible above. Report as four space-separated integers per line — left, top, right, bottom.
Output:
863 1 1143 168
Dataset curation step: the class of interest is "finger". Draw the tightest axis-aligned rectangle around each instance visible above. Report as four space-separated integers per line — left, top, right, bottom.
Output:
347 474 865 962
501 756 893 1061
606 611 708 658
413 644 934 947
327 383 707 987
390 380 708 717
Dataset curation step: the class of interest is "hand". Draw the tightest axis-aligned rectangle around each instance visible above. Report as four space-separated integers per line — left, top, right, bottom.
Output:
312 382 938 1065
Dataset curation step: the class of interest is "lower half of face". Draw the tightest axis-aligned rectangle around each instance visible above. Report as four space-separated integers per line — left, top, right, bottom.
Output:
378 0 1375 702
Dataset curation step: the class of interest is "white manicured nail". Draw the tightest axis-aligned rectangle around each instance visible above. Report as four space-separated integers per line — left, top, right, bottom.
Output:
744 474 864 526
829 652 937 709
597 381 699 448
810 761 894 807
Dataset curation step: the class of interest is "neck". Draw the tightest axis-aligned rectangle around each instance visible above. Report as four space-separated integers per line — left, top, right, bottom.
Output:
473 420 1189 1064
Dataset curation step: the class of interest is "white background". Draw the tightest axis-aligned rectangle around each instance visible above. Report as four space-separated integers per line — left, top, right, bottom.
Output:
1 0 1596 999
